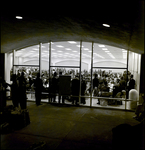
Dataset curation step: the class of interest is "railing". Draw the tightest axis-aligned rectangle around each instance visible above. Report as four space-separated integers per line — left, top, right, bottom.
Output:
26 91 139 111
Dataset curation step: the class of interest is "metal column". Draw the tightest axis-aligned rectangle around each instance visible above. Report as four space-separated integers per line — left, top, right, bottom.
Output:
90 42 94 107
13 50 15 74
49 41 51 102
79 40 82 105
39 43 42 76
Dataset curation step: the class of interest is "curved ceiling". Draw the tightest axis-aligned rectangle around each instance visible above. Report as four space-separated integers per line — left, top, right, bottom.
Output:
1 1 144 54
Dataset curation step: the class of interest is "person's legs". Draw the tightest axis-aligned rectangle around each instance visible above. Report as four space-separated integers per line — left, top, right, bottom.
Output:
58 95 61 103
62 96 65 104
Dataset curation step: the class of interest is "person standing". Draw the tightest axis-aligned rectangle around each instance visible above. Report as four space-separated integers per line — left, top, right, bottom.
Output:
34 73 43 106
128 74 135 91
71 75 80 105
58 72 65 104
81 75 86 104
11 74 19 108
18 72 27 109
50 72 58 103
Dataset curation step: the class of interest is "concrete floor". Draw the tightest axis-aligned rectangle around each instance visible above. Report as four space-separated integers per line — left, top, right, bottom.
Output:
1 100 140 149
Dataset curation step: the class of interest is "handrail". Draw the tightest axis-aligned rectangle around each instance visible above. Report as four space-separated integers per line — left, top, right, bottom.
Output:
26 91 139 102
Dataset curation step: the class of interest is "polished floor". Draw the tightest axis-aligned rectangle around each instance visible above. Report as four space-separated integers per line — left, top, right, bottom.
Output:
1 100 141 149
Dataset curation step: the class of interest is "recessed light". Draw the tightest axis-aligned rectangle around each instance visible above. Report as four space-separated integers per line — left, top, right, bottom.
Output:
32 48 39 50
16 16 23 19
83 48 89 50
98 45 105 47
56 45 64 48
68 41 77 44
105 51 110 53
102 24 110 27
76 45 84 48
65 48 71 50
102 48 108 50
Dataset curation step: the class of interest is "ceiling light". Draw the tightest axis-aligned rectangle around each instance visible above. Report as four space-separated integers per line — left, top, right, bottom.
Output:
16 16 23 19
122 50 127 53
57 51 62 52
73 51 77 52
76 45 84 48
65 48 71 50
105 51 110 53
33 48 39 50
83 48 89 50
51 48 55 50
88 51 92 52
98 45 105 47
102 24 110 27
56 45 64 48
102 48 108 50
68 41 77 44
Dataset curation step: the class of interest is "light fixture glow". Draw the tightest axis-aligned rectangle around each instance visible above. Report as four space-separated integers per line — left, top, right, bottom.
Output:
105 51 110 53
102 48 108 50
103 24 110 27
72 51 77 52
56 45 64 48
65 48 71 50
16 16 23 19
76 45 84 48
68 41 77 44
83 48 89 50
98 45 105 47
57 51 62 52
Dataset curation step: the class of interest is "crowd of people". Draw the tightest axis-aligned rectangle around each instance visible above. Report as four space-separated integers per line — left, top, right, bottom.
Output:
7 67 137 107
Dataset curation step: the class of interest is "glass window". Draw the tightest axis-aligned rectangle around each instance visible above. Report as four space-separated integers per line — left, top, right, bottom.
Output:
93 44 127 68
51 41 80 67
80 42 92 106
14 44 39 65
91 68 126 110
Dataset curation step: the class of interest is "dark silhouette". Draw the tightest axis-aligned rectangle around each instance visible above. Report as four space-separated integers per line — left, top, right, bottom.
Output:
11 74 19 108
93 74 99 90
81 75 86 104
58 72 65 104
0 77 7 111
128 74 135 91
34 73 43 106
71 75 80 105
50 72 58 103
119 76 126 91
18 72 27 109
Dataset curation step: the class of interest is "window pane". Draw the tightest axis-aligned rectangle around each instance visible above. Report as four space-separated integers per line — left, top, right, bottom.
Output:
92 68 126 110
93 44 127 68
14 44 39 65
51 41 80 67
80 42 92 106
48 67 80 105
